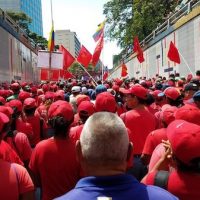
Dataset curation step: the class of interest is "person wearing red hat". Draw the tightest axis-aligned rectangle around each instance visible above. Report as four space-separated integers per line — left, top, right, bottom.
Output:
141 105 177 166
120 85 156 180
9 100 34 141
143 120 200 200
0 112 34 200
22 98 41 147
6 83 21 102
0 105 32 167
70 101 95 142
29 100 81 200
18 91 31 103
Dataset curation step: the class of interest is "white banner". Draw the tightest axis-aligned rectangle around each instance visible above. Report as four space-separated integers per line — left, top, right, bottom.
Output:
37 51 63 69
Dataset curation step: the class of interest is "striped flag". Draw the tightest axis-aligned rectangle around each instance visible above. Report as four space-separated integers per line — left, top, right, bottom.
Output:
93 20 106 42
48 24 55 52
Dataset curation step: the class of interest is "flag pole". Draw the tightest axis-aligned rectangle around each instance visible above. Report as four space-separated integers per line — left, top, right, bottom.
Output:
79 64 97 86
49 0 54 81
179 51 194 76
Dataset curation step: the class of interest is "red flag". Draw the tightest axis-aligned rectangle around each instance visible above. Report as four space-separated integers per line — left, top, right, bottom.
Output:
167 41 180 64
133 36 145 63
91 34 104 66
77 45 92 68
59 45 75 70
51 69 60 81
121 63 128 77
41 69 49 80
64 70 74 79
103 72 108 81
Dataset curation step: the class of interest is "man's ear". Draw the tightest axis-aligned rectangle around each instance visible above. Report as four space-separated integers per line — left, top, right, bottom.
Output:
127 142 133 161
76 140 83 163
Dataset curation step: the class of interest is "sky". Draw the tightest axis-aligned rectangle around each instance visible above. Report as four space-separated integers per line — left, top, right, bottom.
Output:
41 0 121 69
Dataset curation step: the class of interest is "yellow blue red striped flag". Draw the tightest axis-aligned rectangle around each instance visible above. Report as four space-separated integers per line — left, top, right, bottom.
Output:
48 24 55 52
93 20 106 42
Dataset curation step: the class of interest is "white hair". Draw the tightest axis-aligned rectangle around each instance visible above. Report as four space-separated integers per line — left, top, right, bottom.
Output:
80 112 129 166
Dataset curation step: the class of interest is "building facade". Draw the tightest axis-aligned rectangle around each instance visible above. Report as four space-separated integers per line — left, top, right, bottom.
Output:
0 0 43 36
55 30 81 57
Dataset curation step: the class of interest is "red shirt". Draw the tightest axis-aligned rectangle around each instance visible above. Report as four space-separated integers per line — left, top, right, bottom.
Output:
142 128 167 155
29 137 81 200
120 107 156 154
144 170 200 200
5 132 32 162
69 124 84 142
24 115 41 146
0 140 23 165
0 160 34 199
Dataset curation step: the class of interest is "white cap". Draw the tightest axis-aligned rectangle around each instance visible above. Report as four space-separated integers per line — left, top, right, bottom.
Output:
82 87 88 94
71 86 81 93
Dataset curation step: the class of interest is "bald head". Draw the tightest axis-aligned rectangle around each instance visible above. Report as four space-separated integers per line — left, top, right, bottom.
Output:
80 112 129 167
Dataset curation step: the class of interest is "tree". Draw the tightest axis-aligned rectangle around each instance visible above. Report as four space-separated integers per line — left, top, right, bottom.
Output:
6 11 48 49
6 11 32 33
103 0 177 50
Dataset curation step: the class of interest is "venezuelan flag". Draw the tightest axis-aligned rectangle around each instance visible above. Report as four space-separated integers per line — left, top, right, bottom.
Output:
48 24 55 52
93 20 106 42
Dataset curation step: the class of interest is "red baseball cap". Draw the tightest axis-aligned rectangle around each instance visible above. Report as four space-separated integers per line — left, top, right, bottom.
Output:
0 106 13 118
175 104 200 125
159 87 181 100
0 96 6 105
112 85 119 92
95 92 117 113
23 98 37 109
48 100 74 122
122 85 148 100
9 100 23 112
10 83 20 90
167 120 200 165
0 112 9 132
76 95 90 106
78 101 95 116
45 92 55 100
18 91 31 102
160 105 177 125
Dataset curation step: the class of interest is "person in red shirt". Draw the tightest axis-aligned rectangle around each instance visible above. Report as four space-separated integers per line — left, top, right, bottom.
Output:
120 84 156 180
29 100 82 200
143 120 200 200
141 105 177 165
0 106 32 167
70 101 95 142
0 112 34 200
23 98 41 147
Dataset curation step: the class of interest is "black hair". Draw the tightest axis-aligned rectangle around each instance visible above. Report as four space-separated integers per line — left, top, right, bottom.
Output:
145 94 155 106
196 70 200 76
24 107 36 116
48 116 74 137
167 96 183 107
79 111 90 124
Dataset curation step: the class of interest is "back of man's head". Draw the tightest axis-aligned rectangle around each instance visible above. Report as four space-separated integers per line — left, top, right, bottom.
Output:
80 112 129 168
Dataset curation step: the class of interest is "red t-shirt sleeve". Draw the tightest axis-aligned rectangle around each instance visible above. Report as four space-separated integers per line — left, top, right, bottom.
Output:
142 131 155 155
12 163 34 194
142 171 157 185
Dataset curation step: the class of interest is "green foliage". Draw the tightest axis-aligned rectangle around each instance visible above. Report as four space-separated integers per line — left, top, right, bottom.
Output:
28 32 48 49
103 0 177 50
6 11 32 33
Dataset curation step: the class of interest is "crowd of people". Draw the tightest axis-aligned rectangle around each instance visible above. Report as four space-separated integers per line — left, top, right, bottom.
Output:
0 70 200 200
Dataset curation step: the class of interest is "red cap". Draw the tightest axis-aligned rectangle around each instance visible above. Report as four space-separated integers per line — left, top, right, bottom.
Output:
45 92 55 100
55 90 64 100
48 100 74 121
37 89 44 95
114 78 123 86
23 98 37 109
11 83 20 90
21 82 28 88
112 85 119 92
78 101 95 116
167 120 200 165
9 100 23 112
152 90 162 99
95 92 116 113
18 91 31 102
42 84 49 92
122 85 148 100
175 104 200 125
104 84 110 89
31 86 37 93
76 95 90 106
0 96 6 105
0 106 13 118
161 105 177 125
0 112 9 132
163 87 181 100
